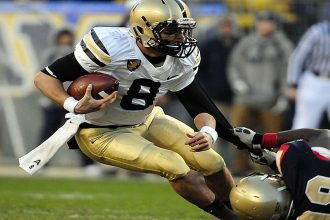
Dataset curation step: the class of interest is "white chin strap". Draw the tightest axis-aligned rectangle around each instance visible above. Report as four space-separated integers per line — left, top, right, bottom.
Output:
311 147 330 159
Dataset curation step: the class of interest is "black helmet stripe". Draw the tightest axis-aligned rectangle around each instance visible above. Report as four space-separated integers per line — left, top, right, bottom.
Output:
141 16 152 27
174 0 187 18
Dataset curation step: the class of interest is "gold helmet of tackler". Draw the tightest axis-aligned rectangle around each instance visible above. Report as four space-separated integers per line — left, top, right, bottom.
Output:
129 0 197 58
230 173 293 220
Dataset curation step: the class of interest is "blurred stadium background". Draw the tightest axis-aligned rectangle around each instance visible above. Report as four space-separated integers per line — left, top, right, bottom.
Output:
0 0 329 219
1 0 329 169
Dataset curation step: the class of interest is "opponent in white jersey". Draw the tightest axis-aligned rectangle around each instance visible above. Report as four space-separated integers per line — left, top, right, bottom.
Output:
34 1 242 219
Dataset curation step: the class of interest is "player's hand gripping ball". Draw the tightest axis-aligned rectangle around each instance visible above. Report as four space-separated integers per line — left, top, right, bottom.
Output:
67 73 119 100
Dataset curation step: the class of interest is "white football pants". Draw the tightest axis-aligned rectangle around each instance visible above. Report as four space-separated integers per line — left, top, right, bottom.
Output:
292 71 330 129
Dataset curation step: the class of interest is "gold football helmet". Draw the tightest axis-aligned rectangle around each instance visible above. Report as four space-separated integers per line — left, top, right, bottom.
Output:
230 173 293 220
129 0 197 58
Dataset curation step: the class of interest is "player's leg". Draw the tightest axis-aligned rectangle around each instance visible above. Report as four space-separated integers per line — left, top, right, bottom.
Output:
146 111 238 219
170 170 238 220
75 124 221 214
76 127 188 180
169 170 215 208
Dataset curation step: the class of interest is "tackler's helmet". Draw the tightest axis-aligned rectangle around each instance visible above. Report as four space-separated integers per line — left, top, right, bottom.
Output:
230 173 293 220
129 0 197 58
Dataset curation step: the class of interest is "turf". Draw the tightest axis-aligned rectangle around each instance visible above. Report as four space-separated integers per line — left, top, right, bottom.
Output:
0 177 213 220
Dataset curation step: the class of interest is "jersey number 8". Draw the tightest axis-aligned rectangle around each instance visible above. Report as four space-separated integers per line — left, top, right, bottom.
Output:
121 79 161 110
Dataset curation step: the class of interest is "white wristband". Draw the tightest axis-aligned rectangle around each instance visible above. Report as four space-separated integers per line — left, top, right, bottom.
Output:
200 126 218 144
63 97 79 113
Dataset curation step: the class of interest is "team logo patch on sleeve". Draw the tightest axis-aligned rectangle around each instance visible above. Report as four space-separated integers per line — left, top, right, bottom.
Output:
127 59 141 71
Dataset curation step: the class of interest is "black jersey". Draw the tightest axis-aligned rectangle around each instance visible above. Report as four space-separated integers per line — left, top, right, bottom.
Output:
279 140 330 219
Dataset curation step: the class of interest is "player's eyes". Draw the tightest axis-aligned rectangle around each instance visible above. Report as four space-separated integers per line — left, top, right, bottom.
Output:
162 29 183 35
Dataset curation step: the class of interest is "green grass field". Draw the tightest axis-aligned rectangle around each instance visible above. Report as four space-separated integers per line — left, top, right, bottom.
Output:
0 177 213 220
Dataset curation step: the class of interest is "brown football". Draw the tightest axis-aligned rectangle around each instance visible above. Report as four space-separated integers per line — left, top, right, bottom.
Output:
67 72 119 100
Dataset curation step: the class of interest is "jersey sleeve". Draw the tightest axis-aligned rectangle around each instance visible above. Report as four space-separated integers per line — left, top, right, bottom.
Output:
175 80 243 147
170 47 201 92
74 27 113 72
42 27 129 82
41 53 89 82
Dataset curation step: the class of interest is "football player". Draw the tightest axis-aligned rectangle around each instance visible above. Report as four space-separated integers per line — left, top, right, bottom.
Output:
33 0 242 219
233 127 330 219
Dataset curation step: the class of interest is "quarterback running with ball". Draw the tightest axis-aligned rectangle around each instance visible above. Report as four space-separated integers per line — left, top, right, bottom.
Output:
34 0 242 219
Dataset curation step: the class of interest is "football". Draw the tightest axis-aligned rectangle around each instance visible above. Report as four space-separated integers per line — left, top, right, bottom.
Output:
67 73 119 100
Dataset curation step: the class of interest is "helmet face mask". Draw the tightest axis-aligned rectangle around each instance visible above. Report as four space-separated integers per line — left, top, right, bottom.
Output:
151 18 197 58
129 0 197 58
230 173 293 220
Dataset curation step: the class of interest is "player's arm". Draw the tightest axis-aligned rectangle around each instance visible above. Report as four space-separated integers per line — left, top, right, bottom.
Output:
184 112 217 151
277 129 330 149
35 52 116 114
175 79 248 149
194 113 216 130
233 127 330 171
234 127 330 150
36 27 119 114
34 71 70 106
35 53 88 106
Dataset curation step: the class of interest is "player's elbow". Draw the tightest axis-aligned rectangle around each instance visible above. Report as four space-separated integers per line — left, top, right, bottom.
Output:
34 72 45 89
34 71 59 90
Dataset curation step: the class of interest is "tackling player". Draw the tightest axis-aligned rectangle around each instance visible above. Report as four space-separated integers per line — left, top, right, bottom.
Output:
233 127 330 219
33 0 242 219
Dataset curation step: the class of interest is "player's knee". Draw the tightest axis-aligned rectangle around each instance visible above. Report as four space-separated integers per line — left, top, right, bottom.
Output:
196 152 226 176
153 106 165 115
149 114 193 146
158 151 190 181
